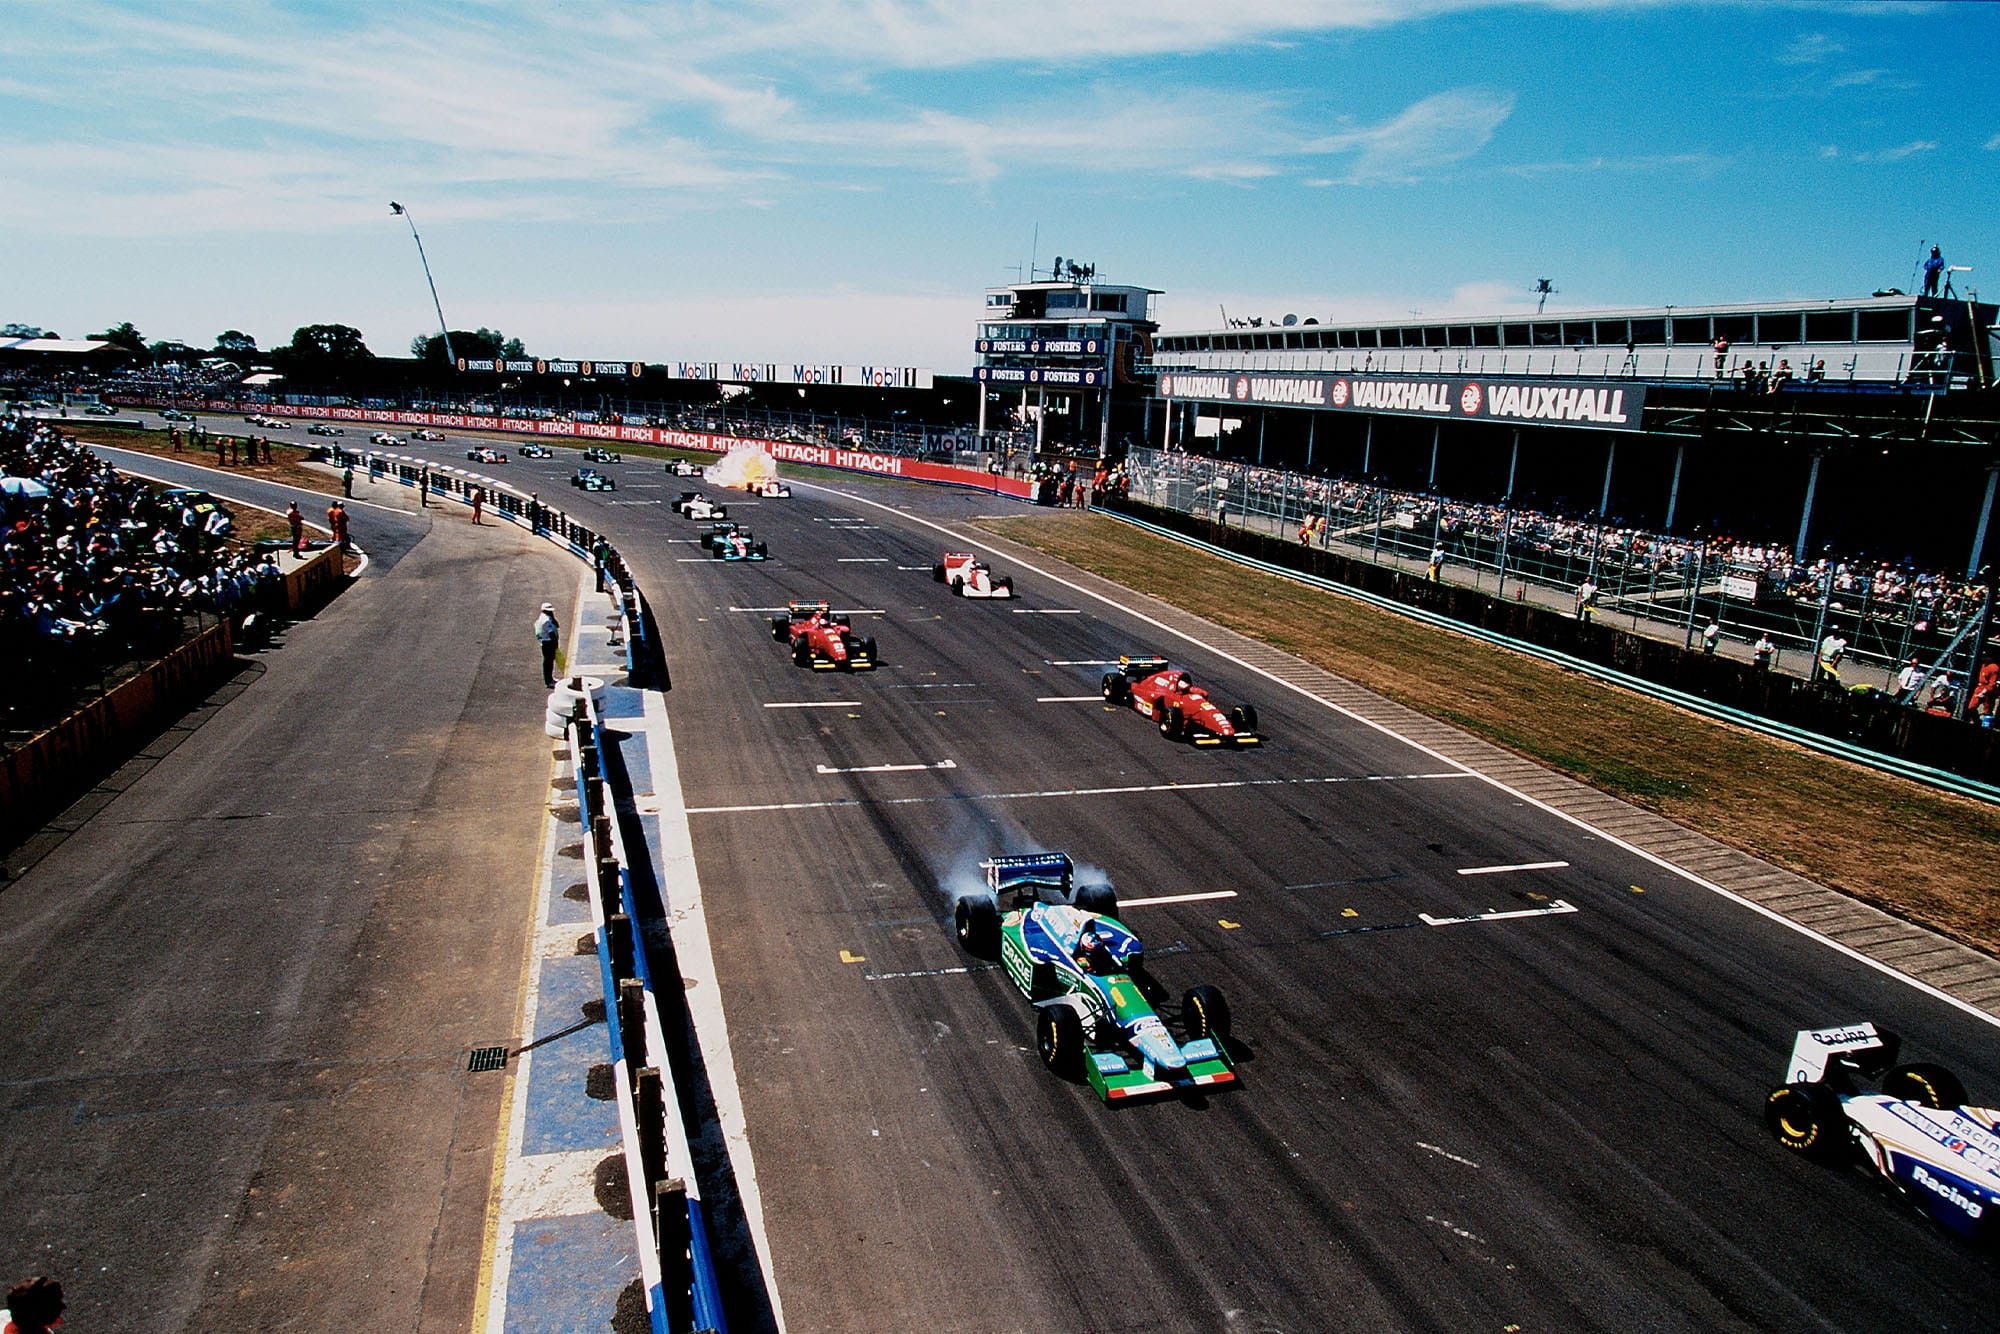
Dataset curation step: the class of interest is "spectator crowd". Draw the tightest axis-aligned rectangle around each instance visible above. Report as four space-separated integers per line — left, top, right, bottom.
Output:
2 414 284 706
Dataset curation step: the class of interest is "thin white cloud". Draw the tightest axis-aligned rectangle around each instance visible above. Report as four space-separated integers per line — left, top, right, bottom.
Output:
1501 151 1728 178
1985 132 2000 151
1854 140 1937 163
1779 32 1844 65
1301 88 1516 185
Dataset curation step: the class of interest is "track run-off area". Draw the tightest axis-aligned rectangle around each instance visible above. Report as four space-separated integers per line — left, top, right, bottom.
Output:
29 413 2000 1331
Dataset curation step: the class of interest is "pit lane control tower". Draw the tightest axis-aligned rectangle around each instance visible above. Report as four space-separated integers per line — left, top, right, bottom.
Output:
976 260 1160 456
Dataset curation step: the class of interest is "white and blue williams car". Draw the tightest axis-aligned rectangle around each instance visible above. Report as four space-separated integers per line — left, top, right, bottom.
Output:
1765 1022 2000 1241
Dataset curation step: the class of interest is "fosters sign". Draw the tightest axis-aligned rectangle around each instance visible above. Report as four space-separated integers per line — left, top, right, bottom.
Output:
1158 371 1648 433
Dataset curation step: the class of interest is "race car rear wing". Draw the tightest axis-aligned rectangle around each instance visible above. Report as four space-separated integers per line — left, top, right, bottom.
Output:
785 598 830 617
984 852 1074 898
1118 654 1170 672
1786 1022 1900 1085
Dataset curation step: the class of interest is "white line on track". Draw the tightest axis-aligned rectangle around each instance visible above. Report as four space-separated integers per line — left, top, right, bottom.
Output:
1419 900 1578 926
837 557 888 563
1036 696 1102 703
1456 860 1570 876
686 771 1471 815
765 701 859 709
1046 659 1118 666
1118 890 1239 907
730 606 885 615
1011 608 1081 614
789 478 2000 1035
1415 1142 1481 1169
895 565 932 571
815 759 958 775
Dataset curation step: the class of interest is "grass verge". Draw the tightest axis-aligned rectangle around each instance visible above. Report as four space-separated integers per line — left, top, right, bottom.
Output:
977 511 2000 958
63 422 340 496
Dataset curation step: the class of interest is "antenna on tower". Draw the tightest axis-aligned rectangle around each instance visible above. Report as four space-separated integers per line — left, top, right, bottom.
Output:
1533 277 1557 314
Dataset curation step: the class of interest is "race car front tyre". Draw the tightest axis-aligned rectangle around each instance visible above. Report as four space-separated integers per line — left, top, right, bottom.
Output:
954 893 999 957
994 576 1013 594
1038 1005 1084 1079
1231 704 1259 733
771 617 789 641
793 639 812 668
1182 985 1231 1043
950 578 964 596
858 636 878 663
1071 883 1118 918
753 543 767 558
1101 672 1129 703
711 544 723 558
1765 1082 1847 1162
1884 1062 1967 1110
1159 707 1183 741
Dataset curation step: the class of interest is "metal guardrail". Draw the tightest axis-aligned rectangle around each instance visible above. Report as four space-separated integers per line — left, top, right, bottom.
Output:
1096 506 2000 806
569 704 728 1334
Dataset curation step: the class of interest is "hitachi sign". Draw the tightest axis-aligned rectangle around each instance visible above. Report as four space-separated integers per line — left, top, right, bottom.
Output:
1483 383 1634 425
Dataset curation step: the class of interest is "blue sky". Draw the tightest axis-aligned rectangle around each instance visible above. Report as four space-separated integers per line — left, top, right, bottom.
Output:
4 1 1995 373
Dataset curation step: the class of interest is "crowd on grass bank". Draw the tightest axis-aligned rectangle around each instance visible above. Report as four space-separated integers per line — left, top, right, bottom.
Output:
1 414 283 676
1144 453 1992 641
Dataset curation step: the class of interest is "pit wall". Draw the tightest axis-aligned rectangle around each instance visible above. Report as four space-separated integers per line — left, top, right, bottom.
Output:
182 399 1035 500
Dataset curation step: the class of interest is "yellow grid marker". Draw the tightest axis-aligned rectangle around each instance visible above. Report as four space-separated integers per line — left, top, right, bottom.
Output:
1341 907 1359 918
1524 891 1549 902
839 949 866 964
1218 919 1241 930
1631 884 1646 894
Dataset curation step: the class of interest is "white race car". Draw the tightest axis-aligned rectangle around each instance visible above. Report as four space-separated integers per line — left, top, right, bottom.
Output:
674 491 728 520
665 459 704 477
307 424 344 436
465 446 508 463
1765 1022 2000 1242
411 428 444 441
756 479 791 498
370 431 400 446
931 550 1013 598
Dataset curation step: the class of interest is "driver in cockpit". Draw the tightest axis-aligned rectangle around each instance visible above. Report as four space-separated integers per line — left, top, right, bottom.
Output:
1074 926 1115 975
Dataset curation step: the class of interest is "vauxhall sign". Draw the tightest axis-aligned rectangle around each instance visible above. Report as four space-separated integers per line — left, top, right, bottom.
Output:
1157 371 1648 433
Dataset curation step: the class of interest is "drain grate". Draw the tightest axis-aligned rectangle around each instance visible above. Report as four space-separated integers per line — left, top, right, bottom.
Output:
467 1045 509 1073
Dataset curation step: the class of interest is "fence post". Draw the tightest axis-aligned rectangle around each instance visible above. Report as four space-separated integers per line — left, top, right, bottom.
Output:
634 1066 667 1187
654 1178 693 1329
617 978 646 1073
606 911 634 982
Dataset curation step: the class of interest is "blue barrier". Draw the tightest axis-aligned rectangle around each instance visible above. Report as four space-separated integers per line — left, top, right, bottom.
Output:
1096 505 2000 806
569 707 728 1333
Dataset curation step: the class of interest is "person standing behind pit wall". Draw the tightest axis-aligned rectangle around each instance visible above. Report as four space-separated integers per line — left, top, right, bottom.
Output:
1428 542 1445 582
1702 619 1720 655
341 464 354 497
1753 631 1776 672
419 464 431 507
328 500 349 553
592 536 612 592
286 501 304 557
1576 577 1598 622
470 487 484 525
1817 628 1847 688
535 601 560 688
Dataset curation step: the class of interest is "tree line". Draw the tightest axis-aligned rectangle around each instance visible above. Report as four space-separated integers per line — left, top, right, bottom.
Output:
4 320 530 370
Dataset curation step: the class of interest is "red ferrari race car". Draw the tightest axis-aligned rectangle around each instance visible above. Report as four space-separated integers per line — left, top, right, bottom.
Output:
769 599 877 671
1100 655 1261 747
930 551 1013 599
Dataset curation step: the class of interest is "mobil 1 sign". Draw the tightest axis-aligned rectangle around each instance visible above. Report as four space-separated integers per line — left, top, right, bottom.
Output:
1157 371 1648 432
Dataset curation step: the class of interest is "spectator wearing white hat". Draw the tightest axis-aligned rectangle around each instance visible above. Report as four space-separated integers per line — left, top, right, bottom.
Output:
534 601 560 687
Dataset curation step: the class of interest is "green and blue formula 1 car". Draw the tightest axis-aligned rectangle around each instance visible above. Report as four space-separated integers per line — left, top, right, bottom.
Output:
953 852 1237 1102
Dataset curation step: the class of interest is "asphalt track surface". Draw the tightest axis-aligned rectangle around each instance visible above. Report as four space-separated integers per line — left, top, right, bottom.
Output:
101 419 2000 1329
0 465 575 1330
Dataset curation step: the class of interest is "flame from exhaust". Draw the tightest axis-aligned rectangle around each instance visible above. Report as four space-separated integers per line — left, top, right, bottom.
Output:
707 445 779 491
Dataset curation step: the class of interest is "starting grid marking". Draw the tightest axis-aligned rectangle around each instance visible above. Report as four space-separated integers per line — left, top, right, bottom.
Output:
730 606 886 615
1036 695 1103 703
685 770 1474 815
815 759 958 775
1420 900 1578 926
1117 890 1239 907
1457 860 1570 877
766 701 860 709
1011 608 1081 615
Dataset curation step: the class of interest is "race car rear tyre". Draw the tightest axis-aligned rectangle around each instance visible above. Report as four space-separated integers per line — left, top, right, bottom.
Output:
954 893 1000 958
950 578 964 596
1231 704 1259 733
1071 883 1118 918
1764 1082 1847 1162
931 563 946 582
793 639 812 668
753 543 767 558
1159 707 1183 741
1101 673 1129 703
711 544 723 558
1037 1005 1084 1079
771 617 789 641
1182 985 1231 1043
1884 1063 1966 1110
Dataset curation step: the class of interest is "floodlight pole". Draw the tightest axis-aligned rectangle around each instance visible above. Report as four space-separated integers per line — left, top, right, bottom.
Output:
392 202 454 365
